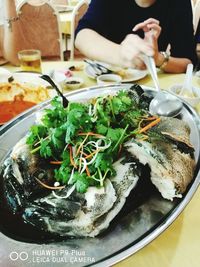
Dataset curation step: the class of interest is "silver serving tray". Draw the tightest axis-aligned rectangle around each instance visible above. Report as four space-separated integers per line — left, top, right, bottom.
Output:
0 84 200 267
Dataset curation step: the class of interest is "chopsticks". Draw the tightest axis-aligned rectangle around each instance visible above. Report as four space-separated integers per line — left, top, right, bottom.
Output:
84 59 113 76
40 75 69 108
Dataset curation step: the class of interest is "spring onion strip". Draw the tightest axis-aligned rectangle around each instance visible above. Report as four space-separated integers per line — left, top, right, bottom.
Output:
86 148 99 165
102 169 110 184
31 146 41 154
78 132 105 138
88 104 93 116
78 156 82 172
31 134 52 154
112 124 129 152
90 175 100 182
72 145 76 158
63 143 69 151
52 184 76 199
34 135 50 147
69 145 77 168
68 168 75 185
86 143 100 164
108 96 115 118
96 139 111 150
90 98 99 118
85 141 98 147
91 116 98 122
88 103 98 118
80 157 87 174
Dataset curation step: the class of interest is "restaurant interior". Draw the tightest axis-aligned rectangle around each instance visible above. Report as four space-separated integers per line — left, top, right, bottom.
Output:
0 1 200 267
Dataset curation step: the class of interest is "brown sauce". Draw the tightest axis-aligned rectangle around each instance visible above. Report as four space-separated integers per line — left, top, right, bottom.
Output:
0 100 35 124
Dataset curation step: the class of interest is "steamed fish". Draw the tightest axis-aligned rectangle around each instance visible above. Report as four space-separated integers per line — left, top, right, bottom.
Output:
125 117 195 200
1 85 196 237
3 137 141 237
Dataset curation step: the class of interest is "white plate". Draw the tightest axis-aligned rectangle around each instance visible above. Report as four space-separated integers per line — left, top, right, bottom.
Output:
0 70 47 86
118 68 148 82
0 71 57 101
0 71 58 124
85 63 147 82
0 70 62 90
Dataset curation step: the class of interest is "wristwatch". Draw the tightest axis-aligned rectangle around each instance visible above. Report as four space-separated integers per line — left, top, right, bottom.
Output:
159 51 170 69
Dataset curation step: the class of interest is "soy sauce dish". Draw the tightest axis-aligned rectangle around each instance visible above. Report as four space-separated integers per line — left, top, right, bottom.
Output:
0 84 200 267
97 74 122 85
63 77 84 90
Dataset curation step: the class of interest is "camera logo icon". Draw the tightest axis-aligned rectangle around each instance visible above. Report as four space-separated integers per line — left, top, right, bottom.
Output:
9 251 28 261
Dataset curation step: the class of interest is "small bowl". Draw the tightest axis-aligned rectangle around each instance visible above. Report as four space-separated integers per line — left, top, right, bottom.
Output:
97 74 122 85
169 84 200 108
63 77 84 91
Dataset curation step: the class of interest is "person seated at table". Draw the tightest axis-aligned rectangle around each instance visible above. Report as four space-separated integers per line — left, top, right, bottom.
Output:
0 0 26 65
0 0 62 66
75 0 197 73
0 0 7 65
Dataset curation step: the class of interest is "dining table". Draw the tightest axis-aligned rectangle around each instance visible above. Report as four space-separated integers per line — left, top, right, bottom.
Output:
1 60 200 267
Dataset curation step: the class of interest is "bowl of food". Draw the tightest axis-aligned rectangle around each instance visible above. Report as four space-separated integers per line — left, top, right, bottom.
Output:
0 72 55 125
63 76 84 90
169 84 200 108
97 74 122 85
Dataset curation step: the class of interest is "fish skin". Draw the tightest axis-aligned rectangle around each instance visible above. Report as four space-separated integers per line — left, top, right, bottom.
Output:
125 117 195 201
2 138 141 237
154 117 194 149
1 115 195 236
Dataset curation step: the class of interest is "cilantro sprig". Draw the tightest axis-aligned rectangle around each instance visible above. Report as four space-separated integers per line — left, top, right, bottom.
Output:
26 90 152 194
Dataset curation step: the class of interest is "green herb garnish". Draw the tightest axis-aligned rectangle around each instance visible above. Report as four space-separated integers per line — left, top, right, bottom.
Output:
26 91 160 194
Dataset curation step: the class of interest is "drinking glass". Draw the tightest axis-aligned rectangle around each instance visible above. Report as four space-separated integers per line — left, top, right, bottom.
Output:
18 49 42 73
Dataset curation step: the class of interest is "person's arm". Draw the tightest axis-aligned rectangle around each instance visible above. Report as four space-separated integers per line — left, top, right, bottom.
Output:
133 18 192 73
3 0 26 65
75 28 154 69
158 56 191 73
75 0 154 69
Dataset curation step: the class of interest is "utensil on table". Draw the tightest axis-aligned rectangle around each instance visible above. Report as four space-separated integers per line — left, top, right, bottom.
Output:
84 59 113 76
144 56 183 117
169 64 199 108
179 64 195 97
0 67 14 82
40 74 69 108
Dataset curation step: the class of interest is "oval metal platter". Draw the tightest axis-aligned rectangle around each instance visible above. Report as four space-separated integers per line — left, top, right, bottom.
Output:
0 84 200 267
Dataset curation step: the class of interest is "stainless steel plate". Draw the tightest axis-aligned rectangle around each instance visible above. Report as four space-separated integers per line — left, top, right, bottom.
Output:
0 84 200 267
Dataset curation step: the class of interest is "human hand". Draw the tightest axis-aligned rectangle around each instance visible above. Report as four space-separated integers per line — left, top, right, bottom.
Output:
133 18 162 66
119 34 154 69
